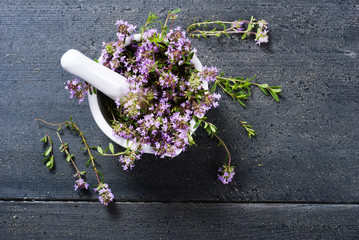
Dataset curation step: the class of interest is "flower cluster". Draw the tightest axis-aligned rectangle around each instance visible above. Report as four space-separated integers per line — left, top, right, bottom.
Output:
218 164 235 184
61 11 281 187
74 177 89 190
65 78 90 103
99 20 221 166
255 19 269 45
119 149 141 170
233 20 244 32
94 183 114 206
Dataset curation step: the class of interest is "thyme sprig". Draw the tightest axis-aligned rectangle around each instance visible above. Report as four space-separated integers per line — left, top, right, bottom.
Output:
56 132 86 177
35 117 102 184
187 16 269 45
213 75 282 106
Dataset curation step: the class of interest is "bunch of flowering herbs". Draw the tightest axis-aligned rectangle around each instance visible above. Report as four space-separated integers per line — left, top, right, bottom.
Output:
98 19 221 168
64 10 281 188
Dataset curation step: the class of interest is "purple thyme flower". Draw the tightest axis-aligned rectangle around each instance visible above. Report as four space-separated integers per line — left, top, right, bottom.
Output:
255 28 269 45
65 78 90 103
94 183 114 206
74 177 89 190
97 22 223 163
199 66 218 82
233 20 244 32
158 72 179 88
115 20 136 40
115 97 121 108
217 165 235 184
257 19 268 30
119 150 141 171
255 20 269 46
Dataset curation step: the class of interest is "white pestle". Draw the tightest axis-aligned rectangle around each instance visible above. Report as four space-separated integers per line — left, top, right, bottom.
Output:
61 49 129 101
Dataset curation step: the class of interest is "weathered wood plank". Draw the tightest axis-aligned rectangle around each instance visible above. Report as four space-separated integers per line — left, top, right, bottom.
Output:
1 201 358 239
0 0 358 203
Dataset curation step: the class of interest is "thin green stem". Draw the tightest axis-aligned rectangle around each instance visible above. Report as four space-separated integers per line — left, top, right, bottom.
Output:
56 132 81 176
46 133 54 156
162 12 171 33
36 118 101 185
99 151 127 157
72 122 101 185
35 118 66 127
214 134 231 166
216 76 259 86
187 20 257 32
190 30 257 36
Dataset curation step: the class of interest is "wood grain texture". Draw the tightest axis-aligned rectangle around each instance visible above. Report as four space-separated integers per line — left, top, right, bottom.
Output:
1 0 358 203
1 201 358 239
1 0 359 238
0 2 359 238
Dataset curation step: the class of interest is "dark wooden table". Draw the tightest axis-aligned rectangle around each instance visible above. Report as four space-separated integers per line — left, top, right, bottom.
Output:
1 0 358 239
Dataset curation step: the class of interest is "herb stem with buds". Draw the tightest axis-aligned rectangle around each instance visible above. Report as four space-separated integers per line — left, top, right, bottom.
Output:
56 132 82 176
35 118 101 185
187 16 269 45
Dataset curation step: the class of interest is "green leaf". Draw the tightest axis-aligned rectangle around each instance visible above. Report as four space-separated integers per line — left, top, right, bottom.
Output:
46 160 52 168
210 82 217 93
237 99 246 107
44 147 51 156
97 146 103 154
66 154 73 162
258 83 269 88
104 147 109 154
217 22 226 28
45 156 54 170
269 89 279 102
40 136 47 143
109 143 115 154
209 123 217 134
171 8 181 14
270 86 282 93
259 86 269 95
187 132 196 146
85 158 91 167
248 74 256 82
193 120 202 129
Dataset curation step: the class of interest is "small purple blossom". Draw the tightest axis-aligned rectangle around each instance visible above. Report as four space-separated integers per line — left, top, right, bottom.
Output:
233 20 244 32
94 183 114 206
119 150 142 170
199 66 218 82
65 78 90 103
255 20 269 46
115 20 136 40
115 97 121 108
255 28 269 45
217 165 235 184
257 19 268 29
74 177 89 190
